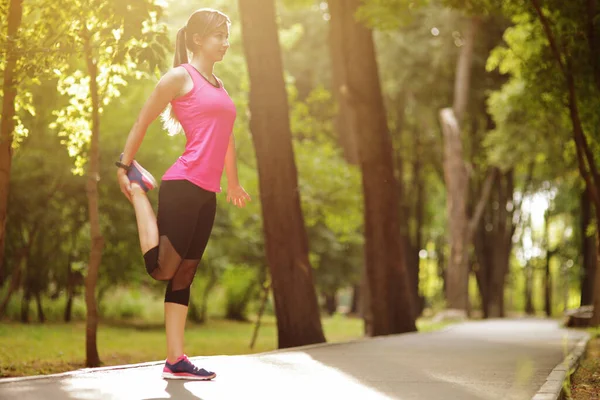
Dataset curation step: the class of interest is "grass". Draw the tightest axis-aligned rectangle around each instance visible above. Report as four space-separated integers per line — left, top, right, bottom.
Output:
569 328 600 400
0 315 449 378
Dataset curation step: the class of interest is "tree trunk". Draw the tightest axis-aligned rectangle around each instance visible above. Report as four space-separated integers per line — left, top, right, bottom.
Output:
565 70 600 324
473 244 489 317
323 291 337 316
200 267 218 324
190 267 217 324
562 262 570 312
238 0 326 348
349 283 360 315
544 213 553 317
388 93 417 317
480 171 513 318
524 261 535 315
188 300 200 322
328 0 416 335
487 251 509 318
0 250 24 317
35 290 45 323
0 0 23 282
65 257 74 323
361 265 373 336
544 253 553 317
472 170 509 319
404 128 426 317
587 0 600 91
83 31 104 367
20 287 30 323
580 188 597 306
65 289 74 323
564 68 600 324
327 0 359 164
436 236 447 294
592 224 600 326
439 16 481 315
520 207 537 316
250 282 271 349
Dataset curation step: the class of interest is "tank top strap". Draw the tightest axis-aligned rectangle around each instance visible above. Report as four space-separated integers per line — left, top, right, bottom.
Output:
179 63 205 89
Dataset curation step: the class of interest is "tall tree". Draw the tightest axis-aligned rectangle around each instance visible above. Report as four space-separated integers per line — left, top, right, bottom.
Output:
543 210 554 317
0 0 23 283
352 3 470 318
328 0 416 335
472 154 534 318
580 188 597 306
82 21 103 367
439 16 475 314
237 0 326 348
0 0 80 290
327 0 359 164
486 0 600 324
528 0 600 325
522 212 536 315
438 15 496 315
49 0 168 365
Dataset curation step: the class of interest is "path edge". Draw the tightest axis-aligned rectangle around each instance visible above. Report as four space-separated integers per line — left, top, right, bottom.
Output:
531 330 591 400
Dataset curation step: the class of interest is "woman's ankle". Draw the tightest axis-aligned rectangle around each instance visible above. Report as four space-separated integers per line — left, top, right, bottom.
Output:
167 353 185 364
131 182 145 195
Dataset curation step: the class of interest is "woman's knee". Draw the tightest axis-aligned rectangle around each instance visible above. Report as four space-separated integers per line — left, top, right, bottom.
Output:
164 285 191 306
143 246 177 281
143 246 160 276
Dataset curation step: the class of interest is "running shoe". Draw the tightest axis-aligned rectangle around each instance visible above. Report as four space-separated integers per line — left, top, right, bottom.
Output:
120 154 157 192
162 354 216 380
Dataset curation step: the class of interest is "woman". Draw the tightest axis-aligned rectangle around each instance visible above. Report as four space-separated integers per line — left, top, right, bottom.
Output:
115 8 250 380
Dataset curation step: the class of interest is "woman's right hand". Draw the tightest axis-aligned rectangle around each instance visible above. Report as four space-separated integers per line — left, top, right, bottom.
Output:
117 169 133 203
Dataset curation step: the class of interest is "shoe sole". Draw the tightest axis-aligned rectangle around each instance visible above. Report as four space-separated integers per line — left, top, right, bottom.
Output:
162 372 216 380
131 160 158 190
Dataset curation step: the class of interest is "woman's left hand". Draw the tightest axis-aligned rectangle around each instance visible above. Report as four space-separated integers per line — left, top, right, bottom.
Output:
227 184 251 208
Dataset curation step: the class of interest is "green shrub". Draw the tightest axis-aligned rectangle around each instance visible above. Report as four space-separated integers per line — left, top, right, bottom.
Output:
222 265 258 321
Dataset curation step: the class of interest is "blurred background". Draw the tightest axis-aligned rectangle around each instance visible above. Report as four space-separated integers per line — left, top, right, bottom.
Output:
0 0 598 378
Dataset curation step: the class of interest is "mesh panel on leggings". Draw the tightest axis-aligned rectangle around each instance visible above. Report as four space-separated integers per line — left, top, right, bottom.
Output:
149 235 183 281
170 259 200 291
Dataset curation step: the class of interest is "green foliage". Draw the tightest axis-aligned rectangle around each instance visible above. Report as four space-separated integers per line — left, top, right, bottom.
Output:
3 0 172 321
440 0 501 16
484 77 570 174
289 86 364 293
357 0 431 30
373 5 466 246
279 0 317 11
222 265 258 321
46 0 170 174
99 287 152 320
485 2 600 175
278 1 331 96
0 292 88 323
5 75 89 308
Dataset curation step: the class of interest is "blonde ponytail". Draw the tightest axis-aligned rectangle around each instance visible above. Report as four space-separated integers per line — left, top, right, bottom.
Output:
161 27 188 136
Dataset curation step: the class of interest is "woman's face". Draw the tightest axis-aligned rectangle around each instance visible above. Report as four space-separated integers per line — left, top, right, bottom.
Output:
196 24 230 62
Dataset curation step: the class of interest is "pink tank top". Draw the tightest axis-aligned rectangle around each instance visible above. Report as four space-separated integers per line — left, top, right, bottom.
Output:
162 63 237 192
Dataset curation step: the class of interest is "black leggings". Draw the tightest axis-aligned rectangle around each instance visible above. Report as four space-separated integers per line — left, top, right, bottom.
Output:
143 180 216 306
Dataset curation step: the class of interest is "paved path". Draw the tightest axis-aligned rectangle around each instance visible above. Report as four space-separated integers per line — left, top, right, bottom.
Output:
0 318 588 400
